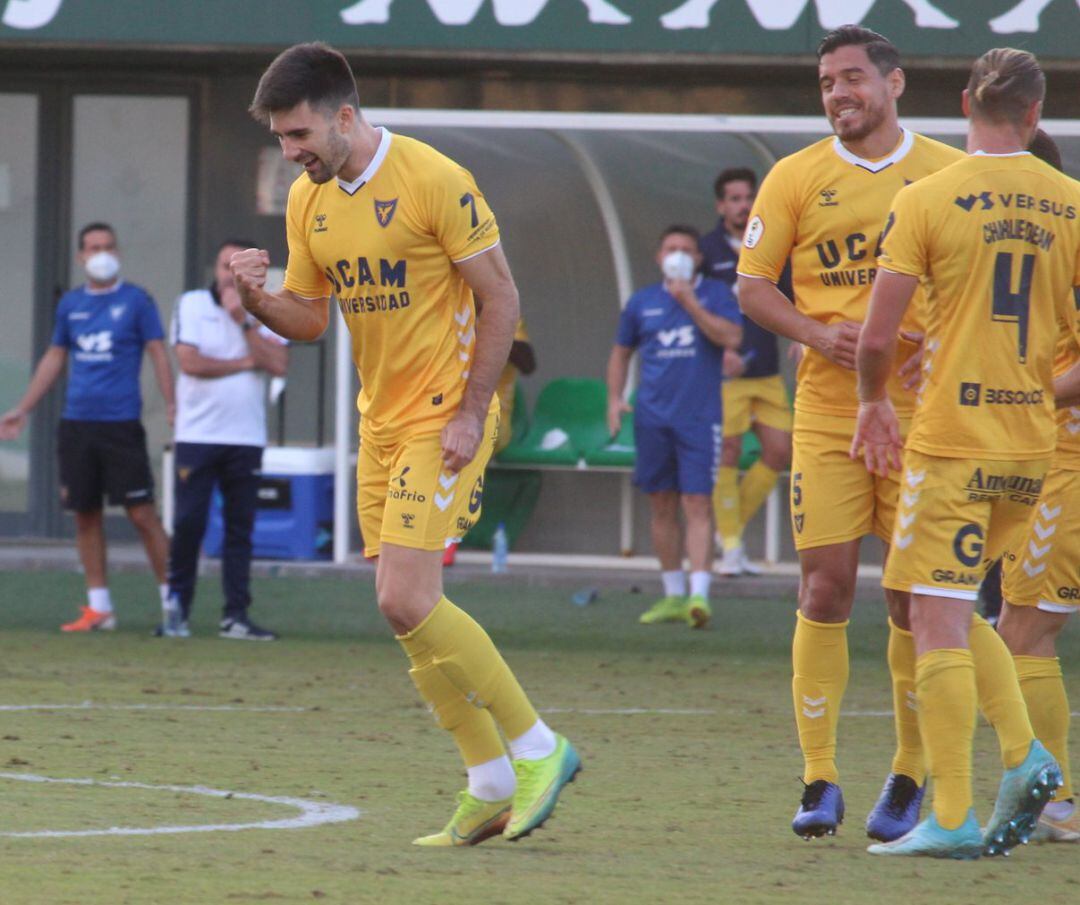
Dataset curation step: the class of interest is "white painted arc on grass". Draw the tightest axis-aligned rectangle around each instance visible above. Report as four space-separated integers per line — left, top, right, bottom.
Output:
0 774 360 838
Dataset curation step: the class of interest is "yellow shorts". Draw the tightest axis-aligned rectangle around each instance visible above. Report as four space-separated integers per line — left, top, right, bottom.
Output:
722 374 793 436
356 407 498 558
883 450 1048 600
1002 465 1080 613
790 410 907 551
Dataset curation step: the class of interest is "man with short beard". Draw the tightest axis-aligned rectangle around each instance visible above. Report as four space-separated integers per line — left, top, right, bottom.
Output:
737 25 964 841
231 42 579 847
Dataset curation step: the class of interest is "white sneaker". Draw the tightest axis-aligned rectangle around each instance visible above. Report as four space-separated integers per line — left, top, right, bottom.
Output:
739 548 764 576
718 545 743 577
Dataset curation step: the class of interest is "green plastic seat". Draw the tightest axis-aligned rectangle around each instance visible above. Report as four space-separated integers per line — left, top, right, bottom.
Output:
584 388 636 468
496 378 608 466
737 430 762 471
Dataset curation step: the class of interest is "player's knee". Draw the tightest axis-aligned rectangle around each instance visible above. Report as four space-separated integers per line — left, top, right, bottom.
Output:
799 571 855 622
720 437 742 467
680 494 711 522
761 439 792 471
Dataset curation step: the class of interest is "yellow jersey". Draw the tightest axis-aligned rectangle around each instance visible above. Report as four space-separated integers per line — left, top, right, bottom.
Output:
738 130 963 417
1053 329 1080 470
878 153 1080 460
493 318 529 453
282 128 501 441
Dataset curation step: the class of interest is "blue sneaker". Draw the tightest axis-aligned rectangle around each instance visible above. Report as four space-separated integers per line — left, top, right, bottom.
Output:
866 773 925 842
792 780 844 839
868 810 982 859
984 739 1063 856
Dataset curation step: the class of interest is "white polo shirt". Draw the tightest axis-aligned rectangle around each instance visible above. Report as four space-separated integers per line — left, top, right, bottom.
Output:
171 288 287 447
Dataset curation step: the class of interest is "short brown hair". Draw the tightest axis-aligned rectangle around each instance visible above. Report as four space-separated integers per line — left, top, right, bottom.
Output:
1029 128 1063 172
659 224 700 248
714 167 757 201
250 42 360 124
967 48 1045 125
817 26 900 76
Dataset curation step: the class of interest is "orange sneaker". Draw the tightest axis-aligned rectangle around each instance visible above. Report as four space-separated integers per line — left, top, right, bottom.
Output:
61 606 116 632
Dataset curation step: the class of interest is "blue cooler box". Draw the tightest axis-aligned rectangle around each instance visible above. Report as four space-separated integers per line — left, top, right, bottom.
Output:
203 446 336 561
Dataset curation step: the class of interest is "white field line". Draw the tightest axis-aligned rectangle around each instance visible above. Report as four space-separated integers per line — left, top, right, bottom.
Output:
0 774 360 839
0 702 308 713
4 702 1078 718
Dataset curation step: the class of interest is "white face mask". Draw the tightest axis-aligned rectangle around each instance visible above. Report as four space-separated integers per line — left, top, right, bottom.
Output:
84 251 120 283
661 250 695 282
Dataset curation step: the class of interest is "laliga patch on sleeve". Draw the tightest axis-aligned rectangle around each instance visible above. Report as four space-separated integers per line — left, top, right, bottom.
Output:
744 215 764 249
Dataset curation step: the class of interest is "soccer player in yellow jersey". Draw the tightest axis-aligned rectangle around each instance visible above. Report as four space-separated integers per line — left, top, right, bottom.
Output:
230 43 579 846
853 48 1080 858
738 25 963 841
996 130 1080 844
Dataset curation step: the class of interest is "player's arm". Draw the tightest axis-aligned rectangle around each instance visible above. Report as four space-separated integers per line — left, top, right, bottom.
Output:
145 339 176 426
1054 359 1080 408
230 248 330 343
0 345 68 440
850 269 918 476
441 244 519 472
669 280 742 349
739 276 861 370
606 344 634 438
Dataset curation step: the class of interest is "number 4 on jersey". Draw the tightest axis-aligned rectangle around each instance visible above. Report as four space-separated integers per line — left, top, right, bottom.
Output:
992 251 1034 364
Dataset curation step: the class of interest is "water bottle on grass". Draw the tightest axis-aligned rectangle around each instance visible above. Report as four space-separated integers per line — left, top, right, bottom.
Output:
492 522 508 574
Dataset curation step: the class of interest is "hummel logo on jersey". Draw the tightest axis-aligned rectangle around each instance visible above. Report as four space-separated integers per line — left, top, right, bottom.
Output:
110 304 125 321
75 331 112 353
954 192 994 212
375 198 398 228
658 326 694 348
819 189 839 207
314 213 328 233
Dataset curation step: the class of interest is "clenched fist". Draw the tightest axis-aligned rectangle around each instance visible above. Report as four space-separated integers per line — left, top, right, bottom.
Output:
229 248 270 312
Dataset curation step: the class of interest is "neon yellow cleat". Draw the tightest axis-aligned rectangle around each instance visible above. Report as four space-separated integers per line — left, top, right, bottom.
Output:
639 595 689 625
505 734 582 841
686 594 711 629
412 791 511 847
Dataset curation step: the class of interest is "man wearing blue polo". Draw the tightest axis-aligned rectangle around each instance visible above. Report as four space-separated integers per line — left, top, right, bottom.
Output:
606 225 743 628
0 222 174 631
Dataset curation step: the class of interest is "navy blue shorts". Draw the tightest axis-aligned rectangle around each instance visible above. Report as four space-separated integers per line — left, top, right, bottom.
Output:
633 420 721 495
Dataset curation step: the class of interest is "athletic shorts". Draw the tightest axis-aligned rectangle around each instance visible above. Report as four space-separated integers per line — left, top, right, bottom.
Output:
57 418 155 512
883 449 1048 601
790 410 909 551
1002 465 1080 614
633 420 720 496
356 406 498 558
722 374 793 437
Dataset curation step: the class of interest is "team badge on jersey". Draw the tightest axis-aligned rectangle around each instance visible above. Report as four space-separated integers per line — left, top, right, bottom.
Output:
744 215 764 249
375 198 398 228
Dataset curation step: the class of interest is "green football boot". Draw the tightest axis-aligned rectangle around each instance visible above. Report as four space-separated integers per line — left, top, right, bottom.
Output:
639 595 689 625
504 734 582 841
686 594 711 629
412 791 511 847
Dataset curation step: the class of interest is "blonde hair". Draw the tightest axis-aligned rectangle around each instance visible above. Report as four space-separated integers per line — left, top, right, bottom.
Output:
968 48 1045 124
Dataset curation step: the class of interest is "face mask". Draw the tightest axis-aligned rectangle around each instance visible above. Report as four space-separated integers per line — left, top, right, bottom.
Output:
661 250 695 282
84 251 120 283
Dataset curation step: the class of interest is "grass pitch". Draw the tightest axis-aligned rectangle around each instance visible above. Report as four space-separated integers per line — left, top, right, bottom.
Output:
0 568 1077 905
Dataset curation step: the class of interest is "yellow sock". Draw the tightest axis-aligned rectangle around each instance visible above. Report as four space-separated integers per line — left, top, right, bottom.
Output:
1015 655 1073 800
398 621 507 767
739 461 779 533
917 649 976 830
969 613 1034 769
887 619 924 783
792 611 849 784
403 596 538 741
713 465 741 548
